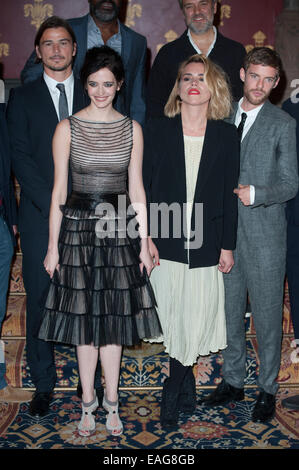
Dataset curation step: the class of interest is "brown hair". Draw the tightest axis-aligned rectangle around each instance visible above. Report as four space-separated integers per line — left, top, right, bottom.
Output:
164 54 232 120
244 47 282 78
177 0 217 9
34 16 76 47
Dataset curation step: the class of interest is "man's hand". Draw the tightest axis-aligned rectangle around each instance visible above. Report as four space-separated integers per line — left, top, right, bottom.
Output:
233 184 251 206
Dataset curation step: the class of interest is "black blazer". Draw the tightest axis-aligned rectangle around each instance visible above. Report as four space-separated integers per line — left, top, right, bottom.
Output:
146 30 246 119
6 76 87 233
143 115 239 268
0 103 17 242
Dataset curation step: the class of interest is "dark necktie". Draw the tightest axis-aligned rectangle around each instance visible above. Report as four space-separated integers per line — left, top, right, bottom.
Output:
56 83 69 121
237 112 247 141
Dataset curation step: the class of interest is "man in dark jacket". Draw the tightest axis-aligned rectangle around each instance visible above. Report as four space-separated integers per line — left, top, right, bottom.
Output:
21 0 147 126
0 81 32 403
7 17 88 416
281 97 299 411
146 0 246 118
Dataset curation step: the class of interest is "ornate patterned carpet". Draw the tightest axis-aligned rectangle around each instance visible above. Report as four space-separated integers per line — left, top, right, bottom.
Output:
0 251 298 450
1 387 299 450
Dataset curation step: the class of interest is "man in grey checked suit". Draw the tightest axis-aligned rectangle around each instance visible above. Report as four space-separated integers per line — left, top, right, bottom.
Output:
200 47 298 423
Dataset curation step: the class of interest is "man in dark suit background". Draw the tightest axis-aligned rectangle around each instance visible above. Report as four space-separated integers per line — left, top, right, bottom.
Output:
146 0 246 118
7 17 87 416
0 82 32 404
282 97 299 411
20 0 147 126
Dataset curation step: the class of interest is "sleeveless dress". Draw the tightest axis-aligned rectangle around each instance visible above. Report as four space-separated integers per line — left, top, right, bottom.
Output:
38 115 162 347
146 135 226 366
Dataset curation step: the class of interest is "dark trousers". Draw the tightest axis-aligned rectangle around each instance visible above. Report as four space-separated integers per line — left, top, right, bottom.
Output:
286 223 299 341
21 231 56 393
0 215 13 390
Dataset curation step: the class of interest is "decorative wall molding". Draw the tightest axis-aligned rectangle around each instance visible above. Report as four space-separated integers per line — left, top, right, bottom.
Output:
124 0 142 28
275 7 299 101
24 0 54 30
245 30 274 53
219 1 231 27
0 42 10 58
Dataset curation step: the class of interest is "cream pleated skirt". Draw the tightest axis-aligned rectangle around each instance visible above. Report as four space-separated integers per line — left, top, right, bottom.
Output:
145 135 227 366
147 259 227 366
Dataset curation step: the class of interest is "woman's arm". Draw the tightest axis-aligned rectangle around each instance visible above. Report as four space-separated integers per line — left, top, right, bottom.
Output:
142 120 160 266
218 249 234 273
44 119 71 278
128 120 155 276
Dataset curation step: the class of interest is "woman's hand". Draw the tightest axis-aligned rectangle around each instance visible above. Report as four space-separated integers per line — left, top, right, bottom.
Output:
139 247 155 277
139 237 156 276
148 236 160 267
218 249 234 273
44 249 60 279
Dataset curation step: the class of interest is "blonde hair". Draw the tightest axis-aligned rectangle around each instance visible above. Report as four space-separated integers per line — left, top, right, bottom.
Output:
164 54 232 120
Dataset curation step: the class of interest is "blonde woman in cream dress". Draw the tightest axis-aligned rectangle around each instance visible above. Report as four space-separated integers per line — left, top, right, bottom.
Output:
143 54 240 430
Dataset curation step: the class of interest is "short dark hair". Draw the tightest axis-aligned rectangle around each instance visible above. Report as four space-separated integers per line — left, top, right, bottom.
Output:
34 16 77 47
178 0 217 9
244 47 283 77
80 46 125 87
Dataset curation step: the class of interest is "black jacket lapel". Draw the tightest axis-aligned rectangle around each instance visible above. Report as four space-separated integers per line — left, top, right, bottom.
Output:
37 77 59 127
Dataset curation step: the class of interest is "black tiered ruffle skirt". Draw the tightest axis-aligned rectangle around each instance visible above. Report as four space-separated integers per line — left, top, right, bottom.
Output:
38 191 162 346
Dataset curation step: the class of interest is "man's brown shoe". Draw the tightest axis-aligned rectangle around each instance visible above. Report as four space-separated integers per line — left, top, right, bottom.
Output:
0 385 33 403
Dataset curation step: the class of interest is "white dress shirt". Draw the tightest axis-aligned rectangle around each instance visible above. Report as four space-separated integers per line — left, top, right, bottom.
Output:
43 72 74 120
187 26 217 56
0 79 4 104
235 98 265 205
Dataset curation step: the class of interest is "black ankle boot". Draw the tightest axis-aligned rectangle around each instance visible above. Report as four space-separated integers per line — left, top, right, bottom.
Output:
178 368 197 414
160 378 180 431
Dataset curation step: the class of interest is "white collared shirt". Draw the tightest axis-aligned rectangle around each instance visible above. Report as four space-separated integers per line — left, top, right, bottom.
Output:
235 98 265 205
187 26 217 56
0 79 4 104
235 97 264 142
43 72 74 120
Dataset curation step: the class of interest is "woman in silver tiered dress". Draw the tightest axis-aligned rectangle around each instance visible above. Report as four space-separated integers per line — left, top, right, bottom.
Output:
38 46 161 437
143 54 240 430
